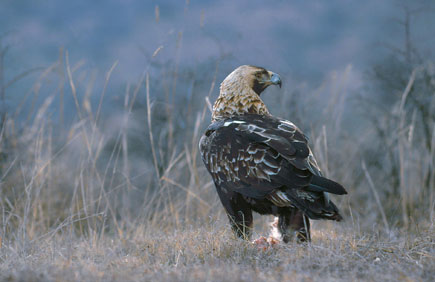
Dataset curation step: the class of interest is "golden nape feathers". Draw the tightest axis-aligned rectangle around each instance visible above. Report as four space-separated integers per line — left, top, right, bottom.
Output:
211 65 281 122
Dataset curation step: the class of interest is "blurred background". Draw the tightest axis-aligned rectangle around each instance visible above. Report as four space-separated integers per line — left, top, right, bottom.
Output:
0 0 434 244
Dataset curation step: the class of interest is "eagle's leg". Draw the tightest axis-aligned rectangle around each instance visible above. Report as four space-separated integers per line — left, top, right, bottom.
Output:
278 208 311 243
215 187 253 239
227 208 253 240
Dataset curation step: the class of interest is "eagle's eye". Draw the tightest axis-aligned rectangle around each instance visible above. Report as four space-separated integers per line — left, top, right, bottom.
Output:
254 71 267 81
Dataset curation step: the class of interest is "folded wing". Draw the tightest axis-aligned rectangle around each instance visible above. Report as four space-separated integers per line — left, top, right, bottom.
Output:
199 114 346 220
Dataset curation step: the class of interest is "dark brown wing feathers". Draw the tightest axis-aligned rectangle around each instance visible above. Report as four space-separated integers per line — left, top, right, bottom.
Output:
200 114 346 220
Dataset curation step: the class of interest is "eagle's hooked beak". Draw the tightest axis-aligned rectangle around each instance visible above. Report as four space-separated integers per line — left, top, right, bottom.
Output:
269 72 282 88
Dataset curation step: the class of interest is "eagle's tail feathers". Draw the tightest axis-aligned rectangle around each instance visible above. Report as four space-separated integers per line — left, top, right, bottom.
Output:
284 189 343 221
309 175 347 195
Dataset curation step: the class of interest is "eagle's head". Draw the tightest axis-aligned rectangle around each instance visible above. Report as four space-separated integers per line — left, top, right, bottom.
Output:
212 65 282 121
221 65 282 95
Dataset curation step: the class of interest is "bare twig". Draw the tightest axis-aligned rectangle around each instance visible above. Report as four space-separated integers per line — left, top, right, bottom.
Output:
362 160 390 234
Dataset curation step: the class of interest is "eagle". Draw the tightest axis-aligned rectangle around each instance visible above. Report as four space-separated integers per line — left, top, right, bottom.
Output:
199 65 347 243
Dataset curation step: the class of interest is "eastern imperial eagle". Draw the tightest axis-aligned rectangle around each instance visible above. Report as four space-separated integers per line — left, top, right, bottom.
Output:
199 65 347 243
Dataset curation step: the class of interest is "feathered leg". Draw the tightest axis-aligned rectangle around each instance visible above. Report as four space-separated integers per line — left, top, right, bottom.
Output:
228 208 253 240
278 208 311 243
216 186 253 239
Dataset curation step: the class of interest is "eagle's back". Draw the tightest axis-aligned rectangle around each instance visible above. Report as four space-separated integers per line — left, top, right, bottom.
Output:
199 114 346 220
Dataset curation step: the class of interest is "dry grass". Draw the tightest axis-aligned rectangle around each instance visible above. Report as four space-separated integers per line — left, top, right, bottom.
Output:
0 222 433 281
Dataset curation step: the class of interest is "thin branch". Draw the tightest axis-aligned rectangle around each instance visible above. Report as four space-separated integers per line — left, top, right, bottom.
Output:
361 160 390 234
146 72 160 182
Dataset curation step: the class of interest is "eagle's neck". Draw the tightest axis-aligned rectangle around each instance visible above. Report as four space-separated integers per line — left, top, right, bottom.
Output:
211 80 270 122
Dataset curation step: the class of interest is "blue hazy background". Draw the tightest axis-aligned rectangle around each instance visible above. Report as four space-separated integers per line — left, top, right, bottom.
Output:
1 0 434 120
